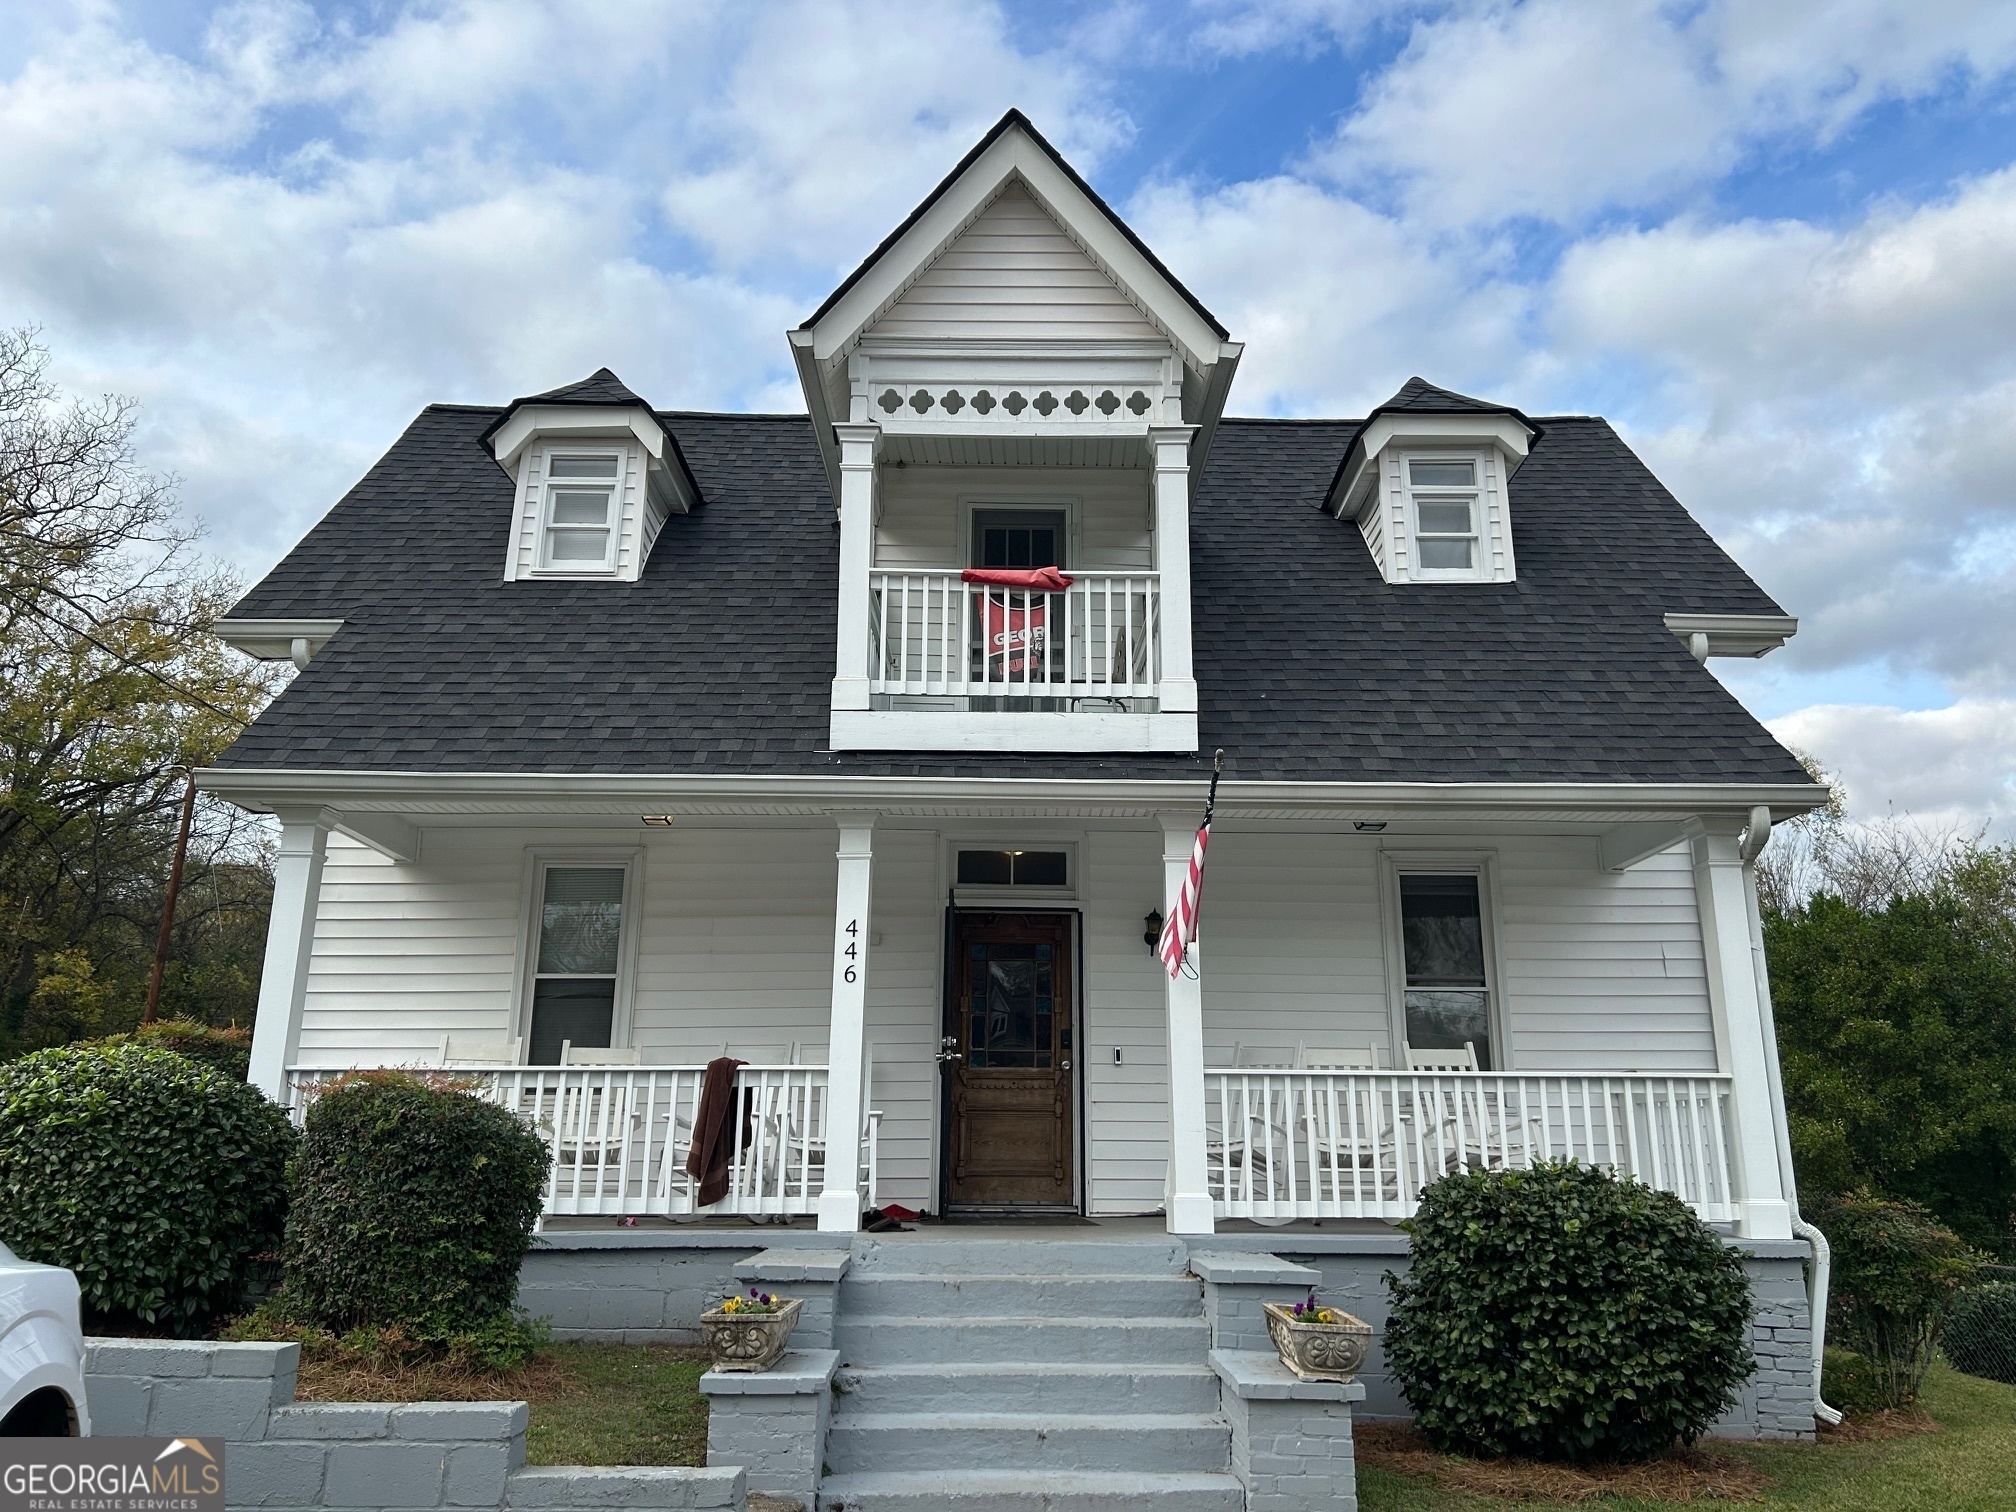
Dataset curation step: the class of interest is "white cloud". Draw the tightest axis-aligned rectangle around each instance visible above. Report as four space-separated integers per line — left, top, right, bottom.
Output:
1543 170 2016 692
1319 0 2016 227
1127 173 1527 414
1771 699 2016 834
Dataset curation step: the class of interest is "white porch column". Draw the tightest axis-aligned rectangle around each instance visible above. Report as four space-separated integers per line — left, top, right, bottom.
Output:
1158 813 1215 1234
830 422 882 713
1148 425 1199 715
1689 820 1794 1239
818 813 877 1232
247 809 332 1103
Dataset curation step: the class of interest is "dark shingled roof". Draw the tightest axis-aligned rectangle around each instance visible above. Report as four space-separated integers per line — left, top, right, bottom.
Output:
518 367 650 408
1376 376 1513 417
217 406 1807 786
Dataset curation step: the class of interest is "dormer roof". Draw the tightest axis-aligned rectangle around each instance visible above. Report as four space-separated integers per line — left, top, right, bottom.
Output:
517 366 653 409
1325 377 1541 519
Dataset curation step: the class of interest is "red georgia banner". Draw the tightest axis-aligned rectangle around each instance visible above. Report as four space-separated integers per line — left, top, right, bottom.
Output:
961 568 1074 679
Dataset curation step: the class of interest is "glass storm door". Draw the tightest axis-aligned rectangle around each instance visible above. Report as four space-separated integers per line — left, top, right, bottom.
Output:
944 912 1075 1208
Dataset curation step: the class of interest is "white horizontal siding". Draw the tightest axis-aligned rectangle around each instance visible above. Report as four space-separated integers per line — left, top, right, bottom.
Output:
872 183 1163 344
1497 839 1715 1070
1082 829 1173 1215
875 464 1151 573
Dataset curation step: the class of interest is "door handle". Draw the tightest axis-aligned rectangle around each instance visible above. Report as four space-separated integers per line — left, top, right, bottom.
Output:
936 1050 964 1066
1061 1059 1072 1071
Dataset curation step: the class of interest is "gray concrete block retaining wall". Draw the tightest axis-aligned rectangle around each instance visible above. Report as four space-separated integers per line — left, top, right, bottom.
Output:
699 1352 837 1509
1211 1352 1361 1512
83 1340 745 1511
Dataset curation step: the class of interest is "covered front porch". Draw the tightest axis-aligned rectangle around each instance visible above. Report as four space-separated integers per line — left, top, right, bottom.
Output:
221 774 1800 1240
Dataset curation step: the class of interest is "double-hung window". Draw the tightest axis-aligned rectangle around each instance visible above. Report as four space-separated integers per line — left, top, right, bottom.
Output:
528 865 628 1063
1406 457 1481 576
539 452 622 571
1397 871 1495 1069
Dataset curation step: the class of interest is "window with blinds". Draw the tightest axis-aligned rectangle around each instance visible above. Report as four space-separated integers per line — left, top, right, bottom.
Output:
528 865 626 1064
1397 872 1494 1069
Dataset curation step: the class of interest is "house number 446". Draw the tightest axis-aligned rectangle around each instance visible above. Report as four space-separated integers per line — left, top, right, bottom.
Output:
840 919 860 983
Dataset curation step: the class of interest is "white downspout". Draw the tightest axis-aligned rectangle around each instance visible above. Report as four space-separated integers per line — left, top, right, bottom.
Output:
1741 805 1843 1427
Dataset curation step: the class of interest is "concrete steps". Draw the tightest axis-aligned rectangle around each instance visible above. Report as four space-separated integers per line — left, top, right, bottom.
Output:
817 1469 1245 1511
827 1411 1231 1474
834 1314 1209 1366
822 1237 1236 1507
840 1272 1204 1318
834 1362 1221 1415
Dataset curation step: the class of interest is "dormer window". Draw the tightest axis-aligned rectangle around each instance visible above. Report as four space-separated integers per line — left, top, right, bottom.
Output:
540 453 622 571
1407 457 1482 576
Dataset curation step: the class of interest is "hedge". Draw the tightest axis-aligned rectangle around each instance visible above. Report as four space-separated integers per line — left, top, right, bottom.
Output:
0 1043 293 1329
1384 1160 1754 1462
281 1071 548 1342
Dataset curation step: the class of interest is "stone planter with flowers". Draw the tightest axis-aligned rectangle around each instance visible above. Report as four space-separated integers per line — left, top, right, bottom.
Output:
1263 1290 1373 1383
700 1288 804 1373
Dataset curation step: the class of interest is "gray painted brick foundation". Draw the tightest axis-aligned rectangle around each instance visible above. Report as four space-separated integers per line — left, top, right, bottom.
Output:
1211 1352 1361 1512
83 1339 746 1511
699 1351 837 1509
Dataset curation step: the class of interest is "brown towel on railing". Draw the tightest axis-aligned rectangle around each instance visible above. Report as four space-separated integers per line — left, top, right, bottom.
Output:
685 1057 751 1207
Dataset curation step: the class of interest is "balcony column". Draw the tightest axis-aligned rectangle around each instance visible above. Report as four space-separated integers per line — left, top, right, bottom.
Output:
818 812 877 1232
247 808 332 1102
1147 425 1199 715
831 422 882 713
1689 820 1794 1240
1159 813 1215 1234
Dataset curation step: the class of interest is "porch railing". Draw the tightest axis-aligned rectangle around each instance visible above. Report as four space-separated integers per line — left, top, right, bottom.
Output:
1205 1070 1738 1224
868 570 1160 700
285 1064 875 1221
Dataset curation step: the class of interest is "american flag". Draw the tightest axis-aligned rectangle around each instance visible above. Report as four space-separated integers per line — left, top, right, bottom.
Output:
1158 751 1224 979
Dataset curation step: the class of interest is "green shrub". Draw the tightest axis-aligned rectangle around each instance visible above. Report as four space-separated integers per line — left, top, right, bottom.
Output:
1942 1280 2016 1385
0 1043 294 1330
1812 1192 1979 1408
1383 1160 1754 1463
93 1019 252 1081
1820 1347 1892 1415
281 1071 548 1345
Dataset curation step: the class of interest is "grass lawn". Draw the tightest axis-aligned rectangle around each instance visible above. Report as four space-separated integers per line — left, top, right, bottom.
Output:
285 1339 712 1467
521 1343 711 1467
1358 1365 2016 1511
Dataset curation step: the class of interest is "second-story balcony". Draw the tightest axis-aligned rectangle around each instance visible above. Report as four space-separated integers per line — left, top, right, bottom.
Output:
869 569 1162 708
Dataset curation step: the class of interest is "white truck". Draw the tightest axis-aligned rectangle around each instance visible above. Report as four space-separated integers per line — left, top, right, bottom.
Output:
0 1243 88 1436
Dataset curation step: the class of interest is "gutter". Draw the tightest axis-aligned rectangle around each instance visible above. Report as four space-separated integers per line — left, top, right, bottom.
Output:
1742 808 1842 1427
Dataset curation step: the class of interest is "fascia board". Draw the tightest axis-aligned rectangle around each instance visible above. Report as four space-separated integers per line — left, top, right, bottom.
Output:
213 618 345 661
196 767 1833 823
1003 137 1223 370
491 406 669 471
1191 342 1243 476
806 133 1024 363
791 330 842 504
804 132 1222 374
1663 613 1799 658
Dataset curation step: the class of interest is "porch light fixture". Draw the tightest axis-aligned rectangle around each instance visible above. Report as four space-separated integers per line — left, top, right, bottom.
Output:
640 814 676 827
1144 909 1163 954
1354 821 1387 832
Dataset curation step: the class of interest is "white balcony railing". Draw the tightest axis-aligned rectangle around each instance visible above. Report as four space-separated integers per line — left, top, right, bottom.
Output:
1205 1070 1738 1224
286 1064 876 1221
869 570 1160 701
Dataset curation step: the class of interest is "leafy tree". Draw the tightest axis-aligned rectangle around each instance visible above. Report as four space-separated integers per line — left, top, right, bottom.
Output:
0 328 280 1052
1763 793 2016 1258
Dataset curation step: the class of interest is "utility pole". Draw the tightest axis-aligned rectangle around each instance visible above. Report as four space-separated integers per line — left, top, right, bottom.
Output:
143 773 198 1025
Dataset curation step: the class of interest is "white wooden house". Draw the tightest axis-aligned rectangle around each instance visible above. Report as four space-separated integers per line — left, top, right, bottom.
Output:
204 112 1828 1497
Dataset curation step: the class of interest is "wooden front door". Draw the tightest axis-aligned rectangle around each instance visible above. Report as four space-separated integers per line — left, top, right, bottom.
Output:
943 912 1075 1209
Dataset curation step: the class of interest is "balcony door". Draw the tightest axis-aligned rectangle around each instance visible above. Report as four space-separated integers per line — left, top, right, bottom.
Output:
942 911 1076 1210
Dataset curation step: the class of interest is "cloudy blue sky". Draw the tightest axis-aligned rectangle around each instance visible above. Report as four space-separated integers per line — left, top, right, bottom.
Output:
4 0 2015 830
